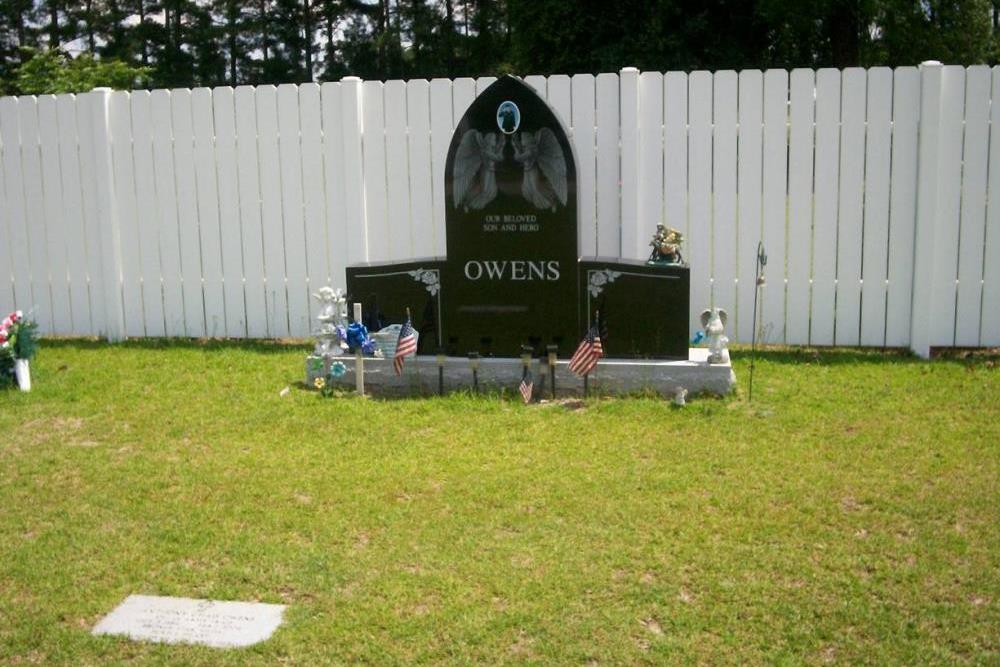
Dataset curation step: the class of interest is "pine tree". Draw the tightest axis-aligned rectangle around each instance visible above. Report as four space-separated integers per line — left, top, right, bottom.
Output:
0 0 38 93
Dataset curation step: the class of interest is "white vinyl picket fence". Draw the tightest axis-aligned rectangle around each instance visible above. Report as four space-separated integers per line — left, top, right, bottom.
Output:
1 64 998 356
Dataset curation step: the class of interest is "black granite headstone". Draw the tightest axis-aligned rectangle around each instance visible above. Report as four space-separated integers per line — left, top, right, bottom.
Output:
441 76 578 355
345 75 690 360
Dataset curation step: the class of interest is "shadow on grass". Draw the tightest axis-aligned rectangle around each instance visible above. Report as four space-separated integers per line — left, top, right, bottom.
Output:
39 336 312 354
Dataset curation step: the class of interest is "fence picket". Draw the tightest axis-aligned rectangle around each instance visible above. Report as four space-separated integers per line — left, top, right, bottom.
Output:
476 76 497 97
339 78 367 266
429 79 452 258
1 100 29 314
860 68 892 347
886 68 920 347
214 86 248 337
620 69 640 260
594 73 620 258
811 69 841 345
255 85 289 337
663 71 688 240
300 83 328 301
234 86 268 336
277 84 310 336
0 128 11 312
129 91 166 337
19 97 56 332
572 74 597 258
524 75 546 98
761 69 788 344
77 93 108 335
385 80 413 262
547 75 572 129
688 71 713 336
734 70 760 342
56 94 93 333
151 90 185 337
109 91 143 336
172 89 207 336
637 72 663 262
931 66 966 346
834 68 867 346
321 82 348 292
362 81 389 264
406 79 435 259
786 69 815 344
983 68 1000 346
453 78 476 123
192 89 226 337
955 66 990 346
38 95 72 334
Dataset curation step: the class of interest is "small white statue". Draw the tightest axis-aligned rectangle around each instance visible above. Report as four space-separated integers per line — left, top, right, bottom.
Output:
672 387 688 406
700 308 730 365
312 287 348 357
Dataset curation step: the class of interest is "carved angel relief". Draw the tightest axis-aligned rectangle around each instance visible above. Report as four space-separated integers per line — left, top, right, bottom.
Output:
513 128 568 212
452 130 506 211
452 127 568 212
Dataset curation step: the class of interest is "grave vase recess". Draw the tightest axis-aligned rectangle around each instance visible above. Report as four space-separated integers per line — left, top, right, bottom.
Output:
14 358 30 392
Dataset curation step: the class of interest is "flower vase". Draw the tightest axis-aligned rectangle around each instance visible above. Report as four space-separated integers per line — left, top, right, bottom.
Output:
14 358 30 392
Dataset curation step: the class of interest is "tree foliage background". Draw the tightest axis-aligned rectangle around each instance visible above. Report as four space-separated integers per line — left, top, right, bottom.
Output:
1 0 999 95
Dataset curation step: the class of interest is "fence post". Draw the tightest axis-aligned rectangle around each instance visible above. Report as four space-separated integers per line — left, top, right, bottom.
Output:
86 87 125 342
339 76 367 265
909 62 944 359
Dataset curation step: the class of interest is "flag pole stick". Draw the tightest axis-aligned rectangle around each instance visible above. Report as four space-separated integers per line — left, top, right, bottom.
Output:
437 346 445 397
520 345 532 403
353 302 364 396
547 344 557 399
469 351 479 393
584 309 599 398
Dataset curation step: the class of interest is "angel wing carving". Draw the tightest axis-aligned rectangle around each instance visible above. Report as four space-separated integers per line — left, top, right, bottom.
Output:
452 130 505 211
512 127 568 211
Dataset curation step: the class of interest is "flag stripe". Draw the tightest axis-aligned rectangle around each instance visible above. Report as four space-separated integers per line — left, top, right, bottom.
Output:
519 369 533 403
394 317 417 376
569 324 604 376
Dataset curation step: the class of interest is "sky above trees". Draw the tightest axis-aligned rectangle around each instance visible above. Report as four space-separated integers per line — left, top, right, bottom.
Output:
1 0 998 94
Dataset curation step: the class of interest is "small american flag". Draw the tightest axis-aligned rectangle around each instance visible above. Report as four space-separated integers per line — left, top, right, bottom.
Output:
569 322 604 377
519 368 533 404
393 316 417 375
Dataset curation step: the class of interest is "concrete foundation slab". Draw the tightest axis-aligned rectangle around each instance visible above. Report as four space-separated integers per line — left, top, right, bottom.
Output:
307 348 735 397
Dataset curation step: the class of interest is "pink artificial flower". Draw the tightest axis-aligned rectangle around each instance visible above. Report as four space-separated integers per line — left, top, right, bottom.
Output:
1 318 10 330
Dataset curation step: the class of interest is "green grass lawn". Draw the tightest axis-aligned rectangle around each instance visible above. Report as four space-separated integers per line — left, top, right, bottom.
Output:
1 341 997 665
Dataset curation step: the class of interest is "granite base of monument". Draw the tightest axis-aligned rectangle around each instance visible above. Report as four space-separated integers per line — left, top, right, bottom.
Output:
92 595 286 649
306 348 735 398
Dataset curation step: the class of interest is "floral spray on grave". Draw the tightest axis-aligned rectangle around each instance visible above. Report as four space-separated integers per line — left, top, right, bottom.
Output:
1 310 39 391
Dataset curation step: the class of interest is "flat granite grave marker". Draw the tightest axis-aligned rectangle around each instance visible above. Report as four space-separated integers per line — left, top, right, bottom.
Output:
92 595 286 649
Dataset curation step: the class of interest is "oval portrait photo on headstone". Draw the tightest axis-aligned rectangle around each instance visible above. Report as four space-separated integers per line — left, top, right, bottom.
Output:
496 100 520 134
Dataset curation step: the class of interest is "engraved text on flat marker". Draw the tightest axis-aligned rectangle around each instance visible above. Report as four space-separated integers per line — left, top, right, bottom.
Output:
92 595 286 649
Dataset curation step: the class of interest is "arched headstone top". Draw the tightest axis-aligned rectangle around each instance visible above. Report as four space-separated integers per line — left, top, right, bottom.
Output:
444 75 578 259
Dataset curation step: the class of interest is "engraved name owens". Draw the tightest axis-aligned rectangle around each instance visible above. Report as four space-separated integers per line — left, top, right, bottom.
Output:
463 260 561 281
